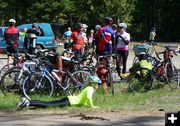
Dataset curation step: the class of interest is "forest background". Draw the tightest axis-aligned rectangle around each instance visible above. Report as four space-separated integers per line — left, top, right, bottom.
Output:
0 0 179 42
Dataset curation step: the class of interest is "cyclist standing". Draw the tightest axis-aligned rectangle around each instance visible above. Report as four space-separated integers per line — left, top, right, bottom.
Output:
94 25 101 53
71 23 85 60
115 23 130 79
88 30 94 47
24 23 41 54
4 19 20 66
17 76 101 109
95 17 115 89
149 27 156 45
63 27 72 49
111 24 118 67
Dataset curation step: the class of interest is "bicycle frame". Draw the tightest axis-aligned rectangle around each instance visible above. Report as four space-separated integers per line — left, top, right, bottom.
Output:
39 65 83 92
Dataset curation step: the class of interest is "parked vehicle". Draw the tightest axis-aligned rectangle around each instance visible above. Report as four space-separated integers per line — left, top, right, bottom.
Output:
0 23 59 52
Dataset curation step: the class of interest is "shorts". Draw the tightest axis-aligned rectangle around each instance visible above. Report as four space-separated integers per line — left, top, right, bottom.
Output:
97 51 112 61
148 41 155 46
97 51 112 56
6 46 19 57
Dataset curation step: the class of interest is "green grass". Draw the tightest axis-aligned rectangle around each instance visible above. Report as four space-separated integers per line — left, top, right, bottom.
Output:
0 83 180 114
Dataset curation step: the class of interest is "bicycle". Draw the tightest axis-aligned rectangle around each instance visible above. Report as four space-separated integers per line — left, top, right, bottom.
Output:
128 46 179 92
22 61 92 100
0 54 25 78
157 46 179 89
0 49 48 94
96 54 114 95
0 53 41 94
128 67 154 93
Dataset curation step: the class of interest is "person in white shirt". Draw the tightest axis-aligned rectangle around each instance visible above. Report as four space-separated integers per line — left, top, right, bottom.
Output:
115 23 130 79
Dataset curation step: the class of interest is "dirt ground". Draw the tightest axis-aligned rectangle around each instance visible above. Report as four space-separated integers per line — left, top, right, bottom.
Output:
0 109 165 126
0 43 179 125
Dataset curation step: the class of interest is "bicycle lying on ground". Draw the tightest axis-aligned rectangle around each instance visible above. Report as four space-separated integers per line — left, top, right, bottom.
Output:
128 46 179 93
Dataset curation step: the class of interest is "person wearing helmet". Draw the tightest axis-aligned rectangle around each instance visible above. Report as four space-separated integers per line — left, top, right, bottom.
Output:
4 18 20 66
115 22 130 79
95 25 101 32
95 17 115 89
96 17 115 54
63 27 72 49
17 76 102 110
94 25 101 53
129 52 152 74
71 22 85 60
81 23 88 46
88 29 94 46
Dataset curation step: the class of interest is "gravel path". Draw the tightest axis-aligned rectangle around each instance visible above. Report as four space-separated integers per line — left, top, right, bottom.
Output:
0 110 165 126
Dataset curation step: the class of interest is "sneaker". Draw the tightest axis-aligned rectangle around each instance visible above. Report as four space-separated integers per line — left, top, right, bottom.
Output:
17 97 30 110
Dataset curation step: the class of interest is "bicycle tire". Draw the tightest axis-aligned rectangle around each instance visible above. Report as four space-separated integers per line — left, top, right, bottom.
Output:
165 62 179 90
0 63 14 77
22 72 54 100
66 70 92 95
80 66 94 75
132 56 138 64
0 69 21 94
128 68 153 93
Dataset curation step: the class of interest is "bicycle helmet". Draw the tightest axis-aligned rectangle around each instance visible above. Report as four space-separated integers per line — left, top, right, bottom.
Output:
95 25 101 31
138 52 147 61
90 30 94 33
74 22 82 29
9 18 16 23
81 24 88 28
81 24 88 32
87 76 102 85
118 23 127 29
104 17 113 25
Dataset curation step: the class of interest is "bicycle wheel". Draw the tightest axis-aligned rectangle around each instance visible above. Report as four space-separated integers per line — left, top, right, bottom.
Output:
165 62 179 90
0 63 14 77
106 67 114 95
22 72 54 100
132 56 138 64
66 70 92 95
0 69 21 94
80 66 94 75
128 68 153 93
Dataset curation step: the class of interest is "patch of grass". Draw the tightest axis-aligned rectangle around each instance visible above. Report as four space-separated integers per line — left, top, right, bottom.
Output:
94 84 180 113
0 83 180 113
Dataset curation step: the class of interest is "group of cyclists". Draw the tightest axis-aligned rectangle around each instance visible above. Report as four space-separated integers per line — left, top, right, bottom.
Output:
3 17 178 110
62 17 131 86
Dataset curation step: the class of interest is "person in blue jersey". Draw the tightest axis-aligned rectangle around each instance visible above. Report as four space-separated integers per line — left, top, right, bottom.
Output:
63 27 72 49
95 17 115 89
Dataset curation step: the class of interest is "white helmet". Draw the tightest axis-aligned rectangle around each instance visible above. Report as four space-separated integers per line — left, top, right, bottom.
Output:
95 25 101 31
81 24 88 28
118 23 127 29
90 30 94 33
9 19 16 23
